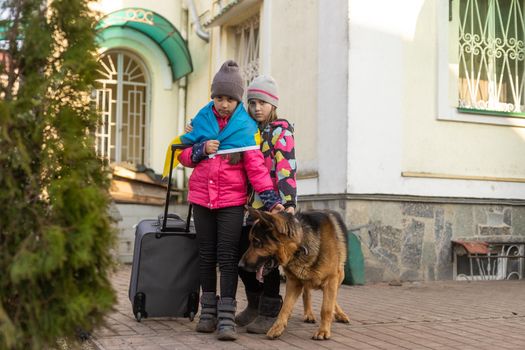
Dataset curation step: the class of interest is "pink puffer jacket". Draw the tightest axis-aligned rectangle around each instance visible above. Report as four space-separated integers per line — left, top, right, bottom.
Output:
178 148 274 209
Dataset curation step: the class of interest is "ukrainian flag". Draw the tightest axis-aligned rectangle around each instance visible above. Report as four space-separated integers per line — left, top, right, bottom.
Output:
162 101 261 178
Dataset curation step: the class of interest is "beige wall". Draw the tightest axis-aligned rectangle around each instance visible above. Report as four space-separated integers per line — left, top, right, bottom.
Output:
348 0 525 199
92 1 181 27
403 1 525 180
184 0 322 188
185 0 213 120
268 0 319 173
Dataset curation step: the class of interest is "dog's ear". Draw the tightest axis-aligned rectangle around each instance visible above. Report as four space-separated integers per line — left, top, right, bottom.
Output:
246 206 263 220
247 206 273 225
272 212 292 236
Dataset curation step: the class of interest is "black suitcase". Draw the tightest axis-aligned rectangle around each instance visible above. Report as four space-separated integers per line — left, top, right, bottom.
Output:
128 144 200 322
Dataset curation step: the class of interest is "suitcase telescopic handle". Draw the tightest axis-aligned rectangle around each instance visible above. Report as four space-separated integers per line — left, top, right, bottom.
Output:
162 144 191 233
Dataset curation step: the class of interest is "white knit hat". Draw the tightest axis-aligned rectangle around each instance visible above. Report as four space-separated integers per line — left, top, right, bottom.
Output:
247 75 279 107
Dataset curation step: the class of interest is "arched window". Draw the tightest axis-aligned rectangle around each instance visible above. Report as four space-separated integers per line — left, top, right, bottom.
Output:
95 50 149 165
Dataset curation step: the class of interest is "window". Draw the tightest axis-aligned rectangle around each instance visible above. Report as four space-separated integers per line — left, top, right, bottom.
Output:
94 51 149 165
437 0 525 126
453 243 524 280
458 0 525 115
234 14 260 89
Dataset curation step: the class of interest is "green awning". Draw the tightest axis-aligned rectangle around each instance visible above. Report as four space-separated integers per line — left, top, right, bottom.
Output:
96 8 192 81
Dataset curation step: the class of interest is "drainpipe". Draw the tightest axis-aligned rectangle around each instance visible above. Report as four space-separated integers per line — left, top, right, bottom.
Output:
176 76 187 191
185 0 210 42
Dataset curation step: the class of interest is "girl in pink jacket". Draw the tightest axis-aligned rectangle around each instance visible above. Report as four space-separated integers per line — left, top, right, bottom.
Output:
177 60 282 341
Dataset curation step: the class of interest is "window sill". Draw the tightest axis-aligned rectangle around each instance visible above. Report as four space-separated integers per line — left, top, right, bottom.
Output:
437 107 525 128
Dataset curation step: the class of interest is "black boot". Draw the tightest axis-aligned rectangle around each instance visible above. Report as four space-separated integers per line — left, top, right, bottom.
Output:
196 292 217 333
235 291 260 326
246 295 282 334
217 297 237 341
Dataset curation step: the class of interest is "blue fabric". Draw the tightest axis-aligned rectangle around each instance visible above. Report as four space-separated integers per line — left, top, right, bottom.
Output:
182 101 260 153
162 101 261 178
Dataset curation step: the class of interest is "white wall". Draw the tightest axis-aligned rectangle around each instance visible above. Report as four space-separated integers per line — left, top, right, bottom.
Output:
347 0 525 200
316 0 349 194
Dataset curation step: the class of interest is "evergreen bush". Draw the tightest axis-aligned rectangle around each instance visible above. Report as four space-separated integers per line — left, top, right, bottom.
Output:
0 1 116 348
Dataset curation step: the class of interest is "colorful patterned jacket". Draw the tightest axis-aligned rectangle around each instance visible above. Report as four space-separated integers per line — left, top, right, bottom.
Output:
249 119 297 210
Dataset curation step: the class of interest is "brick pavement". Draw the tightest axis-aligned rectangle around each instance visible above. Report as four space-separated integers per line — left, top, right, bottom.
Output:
91 264 525 350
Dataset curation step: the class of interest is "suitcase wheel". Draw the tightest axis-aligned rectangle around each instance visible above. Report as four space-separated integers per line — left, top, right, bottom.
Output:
188 291 199 322
133 292 147 322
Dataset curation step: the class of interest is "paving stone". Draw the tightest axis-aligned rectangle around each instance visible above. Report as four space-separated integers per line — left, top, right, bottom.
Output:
92 264 525 350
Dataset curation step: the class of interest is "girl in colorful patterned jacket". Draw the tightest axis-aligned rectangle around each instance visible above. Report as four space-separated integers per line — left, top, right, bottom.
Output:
235 75 297 334
177 61 283 341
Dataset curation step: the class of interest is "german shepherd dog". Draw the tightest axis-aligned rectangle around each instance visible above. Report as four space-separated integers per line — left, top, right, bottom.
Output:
239 207 350 340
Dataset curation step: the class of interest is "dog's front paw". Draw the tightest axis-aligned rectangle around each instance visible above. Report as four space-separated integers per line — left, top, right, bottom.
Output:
267 323 286 339
334 311 350 323
303 313 316 323
312 328 331 340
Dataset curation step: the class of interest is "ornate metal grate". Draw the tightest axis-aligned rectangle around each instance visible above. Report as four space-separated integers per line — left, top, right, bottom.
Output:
454 242 525 280
234 14 260 91
458 0 525 114
95 51 148 165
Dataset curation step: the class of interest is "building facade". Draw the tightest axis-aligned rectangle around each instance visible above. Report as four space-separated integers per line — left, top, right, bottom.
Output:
93 0 525 282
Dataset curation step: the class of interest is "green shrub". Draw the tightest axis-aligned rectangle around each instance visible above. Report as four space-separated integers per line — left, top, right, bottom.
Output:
0 1 116 349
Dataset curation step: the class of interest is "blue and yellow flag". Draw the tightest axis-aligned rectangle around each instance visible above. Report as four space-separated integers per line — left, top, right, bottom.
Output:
162 101 261 178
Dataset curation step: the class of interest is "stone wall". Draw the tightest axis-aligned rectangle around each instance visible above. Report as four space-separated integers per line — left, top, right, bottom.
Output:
298 194 525 283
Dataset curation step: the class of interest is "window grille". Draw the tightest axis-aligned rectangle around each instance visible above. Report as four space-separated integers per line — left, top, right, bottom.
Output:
95 51 148 165
458 0 525 114
234 14 260 90
454 243 525 280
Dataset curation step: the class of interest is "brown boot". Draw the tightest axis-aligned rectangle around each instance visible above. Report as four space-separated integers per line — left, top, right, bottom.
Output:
246 295 282 334
234 291 260 326
196 292 217 333
217 297 238 341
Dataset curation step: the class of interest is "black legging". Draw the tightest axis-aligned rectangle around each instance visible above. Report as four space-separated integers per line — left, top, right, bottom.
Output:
238 225 281 298
193 204 244 298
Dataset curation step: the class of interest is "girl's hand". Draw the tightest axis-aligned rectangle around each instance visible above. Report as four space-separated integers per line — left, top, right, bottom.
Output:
205 140 220 154
270 203 285 214
285 206 295 214
184 124 193 133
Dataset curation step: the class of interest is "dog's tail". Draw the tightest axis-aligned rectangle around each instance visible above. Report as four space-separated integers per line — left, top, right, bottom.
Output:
331 211 348 246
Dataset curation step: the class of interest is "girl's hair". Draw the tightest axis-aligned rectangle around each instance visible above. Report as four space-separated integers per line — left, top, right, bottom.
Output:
222 152 242 165
267 108 278 123
259 107 278 130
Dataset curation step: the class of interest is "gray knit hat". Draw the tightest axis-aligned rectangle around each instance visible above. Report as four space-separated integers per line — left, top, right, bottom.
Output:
211 60 244 102
247 75 279 107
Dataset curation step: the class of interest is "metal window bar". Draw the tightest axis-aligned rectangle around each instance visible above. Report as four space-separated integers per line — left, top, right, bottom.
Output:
235 14 260 91
458 0 525 114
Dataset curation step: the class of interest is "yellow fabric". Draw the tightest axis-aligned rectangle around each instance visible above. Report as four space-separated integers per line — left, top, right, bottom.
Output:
162 135 184 178
279 168 290 177
254 130 262 145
